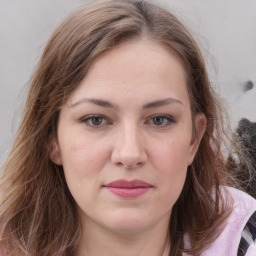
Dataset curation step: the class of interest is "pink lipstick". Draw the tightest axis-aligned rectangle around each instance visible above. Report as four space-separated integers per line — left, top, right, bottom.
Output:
104 179 153 198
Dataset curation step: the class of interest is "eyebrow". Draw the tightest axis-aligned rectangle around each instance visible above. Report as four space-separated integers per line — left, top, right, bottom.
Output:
142 98 183 109
70 97 182 109
70 98 119 109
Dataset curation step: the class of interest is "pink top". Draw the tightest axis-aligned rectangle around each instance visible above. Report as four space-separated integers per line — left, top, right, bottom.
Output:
183 187 256 256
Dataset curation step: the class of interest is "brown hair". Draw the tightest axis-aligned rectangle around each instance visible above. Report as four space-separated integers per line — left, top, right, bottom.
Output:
0 0 237 255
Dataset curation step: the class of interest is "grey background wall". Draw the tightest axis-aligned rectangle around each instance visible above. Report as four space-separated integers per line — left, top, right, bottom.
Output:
0 0 256 165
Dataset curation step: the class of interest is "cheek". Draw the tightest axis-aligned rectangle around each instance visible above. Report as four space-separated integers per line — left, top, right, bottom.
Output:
60 136 110 180
60 138 111 209
152 138 190 172
151 139 190 196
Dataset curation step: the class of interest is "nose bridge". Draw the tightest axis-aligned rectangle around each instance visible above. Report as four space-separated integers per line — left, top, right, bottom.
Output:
111 120 147 168
123 121 141 148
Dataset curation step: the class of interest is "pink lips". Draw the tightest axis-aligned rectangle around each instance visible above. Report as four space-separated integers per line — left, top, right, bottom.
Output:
104 179 153 198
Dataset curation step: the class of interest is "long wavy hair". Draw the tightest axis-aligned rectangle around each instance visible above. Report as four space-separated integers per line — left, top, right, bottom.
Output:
0 0 238 255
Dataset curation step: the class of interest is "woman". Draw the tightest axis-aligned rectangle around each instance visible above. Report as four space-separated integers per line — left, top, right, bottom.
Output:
0 0 255 255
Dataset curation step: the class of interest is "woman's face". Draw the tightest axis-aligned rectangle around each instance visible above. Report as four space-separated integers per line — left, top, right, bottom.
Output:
51 40 205 234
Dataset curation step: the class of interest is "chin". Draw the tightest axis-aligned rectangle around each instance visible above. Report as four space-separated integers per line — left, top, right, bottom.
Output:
105 220 151 234
98 209 164 234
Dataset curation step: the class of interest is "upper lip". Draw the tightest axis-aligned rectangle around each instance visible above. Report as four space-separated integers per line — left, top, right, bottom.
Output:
104 179 153 188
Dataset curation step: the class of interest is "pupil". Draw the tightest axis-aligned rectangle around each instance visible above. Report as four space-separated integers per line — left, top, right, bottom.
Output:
92 116 102 125
154 117 163 125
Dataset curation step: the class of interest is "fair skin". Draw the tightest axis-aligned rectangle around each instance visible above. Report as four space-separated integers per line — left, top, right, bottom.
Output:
51 39 206 256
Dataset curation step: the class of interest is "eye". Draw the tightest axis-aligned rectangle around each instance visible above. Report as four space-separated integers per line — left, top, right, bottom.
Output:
146 115 175 127
81 115 109 127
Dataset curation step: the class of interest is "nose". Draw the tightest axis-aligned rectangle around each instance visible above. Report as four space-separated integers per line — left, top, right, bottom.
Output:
111 124 148 169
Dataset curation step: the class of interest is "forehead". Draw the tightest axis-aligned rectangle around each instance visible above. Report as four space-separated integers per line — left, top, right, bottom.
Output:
68 39 190 107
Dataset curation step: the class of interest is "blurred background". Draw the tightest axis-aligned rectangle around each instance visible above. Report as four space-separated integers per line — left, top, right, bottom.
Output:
0 0 256 165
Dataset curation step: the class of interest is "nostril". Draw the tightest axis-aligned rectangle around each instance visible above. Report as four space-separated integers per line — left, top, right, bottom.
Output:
136 162 143 167
121 162 144 169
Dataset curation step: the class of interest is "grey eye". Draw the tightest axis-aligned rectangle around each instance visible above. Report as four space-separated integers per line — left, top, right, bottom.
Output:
81 115 108 127
91 116 104 126
148 115 175 127
153 116 166 125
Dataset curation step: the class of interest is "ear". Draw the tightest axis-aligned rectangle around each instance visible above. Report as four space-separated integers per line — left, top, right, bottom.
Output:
49 137 63 165
187 113 207 166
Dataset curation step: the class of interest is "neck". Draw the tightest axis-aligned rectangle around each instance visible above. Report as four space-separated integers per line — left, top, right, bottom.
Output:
76 217 171 256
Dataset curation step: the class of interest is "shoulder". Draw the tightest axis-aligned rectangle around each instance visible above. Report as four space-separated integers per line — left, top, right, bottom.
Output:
202 187 256 256
227 187 256 256
224 186 256 225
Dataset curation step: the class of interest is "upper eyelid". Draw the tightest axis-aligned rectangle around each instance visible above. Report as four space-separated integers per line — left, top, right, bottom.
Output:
81 114 108 120
79 114 176 124
145 114 176 126
80 113 175 119
80 115 111 126
147 114 175 120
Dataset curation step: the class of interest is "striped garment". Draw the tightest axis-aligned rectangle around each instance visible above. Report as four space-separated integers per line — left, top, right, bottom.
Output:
238 211 256 256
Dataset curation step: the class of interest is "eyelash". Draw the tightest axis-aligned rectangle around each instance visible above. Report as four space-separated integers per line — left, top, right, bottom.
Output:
80 115 111 127
80 114 176 128
146 115 176 127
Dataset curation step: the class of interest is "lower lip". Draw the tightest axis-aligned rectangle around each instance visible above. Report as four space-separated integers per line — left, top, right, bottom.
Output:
105 187 151 198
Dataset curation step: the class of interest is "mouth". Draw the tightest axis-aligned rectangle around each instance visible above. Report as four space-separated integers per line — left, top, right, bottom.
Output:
103 179 153 198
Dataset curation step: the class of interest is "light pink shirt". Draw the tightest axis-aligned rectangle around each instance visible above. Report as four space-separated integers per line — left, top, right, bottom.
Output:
183 187 256 256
